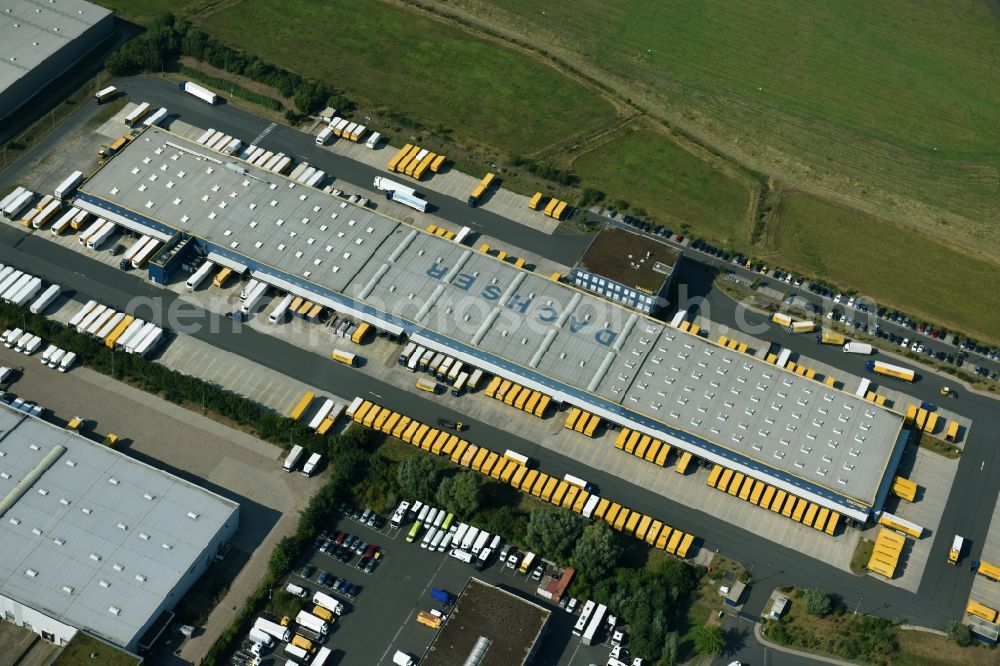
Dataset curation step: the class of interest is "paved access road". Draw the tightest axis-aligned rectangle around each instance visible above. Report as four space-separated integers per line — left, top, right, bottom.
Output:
114 76 595 267
0 221 983 632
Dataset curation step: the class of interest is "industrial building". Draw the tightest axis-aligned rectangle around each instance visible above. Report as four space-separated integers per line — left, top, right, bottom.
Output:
0 403 239 651
421 578 550 665
73 125 908 523
571 226 679 315
0 0 113 122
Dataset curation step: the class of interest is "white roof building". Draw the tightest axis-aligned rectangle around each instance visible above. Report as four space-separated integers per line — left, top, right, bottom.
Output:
0 403 239 650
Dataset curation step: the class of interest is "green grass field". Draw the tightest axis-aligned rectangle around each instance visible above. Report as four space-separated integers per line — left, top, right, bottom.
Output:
97 0 203 24
573 130 752 245
459 0 1000 256
194 0 615 155
773 193 1000 344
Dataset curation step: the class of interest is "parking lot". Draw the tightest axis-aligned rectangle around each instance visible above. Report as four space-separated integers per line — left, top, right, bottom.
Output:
243 504 621 666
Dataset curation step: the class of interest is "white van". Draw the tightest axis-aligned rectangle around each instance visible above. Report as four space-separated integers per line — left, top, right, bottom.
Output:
285 582 308 598
392 650 415 666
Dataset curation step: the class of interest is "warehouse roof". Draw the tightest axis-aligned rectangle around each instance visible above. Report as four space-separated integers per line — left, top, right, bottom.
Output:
576 226 677 292
76 127 906 517
0 0 111 93
422 578 549 666
0 404 239 649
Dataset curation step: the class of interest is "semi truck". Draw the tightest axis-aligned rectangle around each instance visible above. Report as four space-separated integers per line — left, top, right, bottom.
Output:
467 172 496 207
790 320 816 334
818 331 845 345
387 190 428 213
283 444 304 472
94 86 117 103
241 281 268 314
843 341 873 355
373 177 416 197
252 617 290 643
866 360 915 382
312 591 344 616
295 610 329 635
948 535 965 565
54 171 84 201
179 81 221 104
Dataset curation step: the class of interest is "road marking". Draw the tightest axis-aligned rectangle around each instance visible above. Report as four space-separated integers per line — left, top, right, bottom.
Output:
252 123 277 145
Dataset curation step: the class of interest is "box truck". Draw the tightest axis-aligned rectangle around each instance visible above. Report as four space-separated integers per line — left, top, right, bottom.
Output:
283 444 304 472
295 610 329 635
844 342 873 355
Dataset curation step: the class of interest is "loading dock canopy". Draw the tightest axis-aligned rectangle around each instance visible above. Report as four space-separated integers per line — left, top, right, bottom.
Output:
207 251 249 274
252 270 404 337
73 197 174 242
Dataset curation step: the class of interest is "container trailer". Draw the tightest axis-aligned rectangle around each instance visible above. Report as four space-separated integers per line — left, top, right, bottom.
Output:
179 81 221 104
124 102 150 127
142 107 168 128
54 171 84 200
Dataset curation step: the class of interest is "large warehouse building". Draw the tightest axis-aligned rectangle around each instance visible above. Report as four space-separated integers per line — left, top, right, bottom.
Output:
0 0 113 122
74 125 908 524
0 403 239 651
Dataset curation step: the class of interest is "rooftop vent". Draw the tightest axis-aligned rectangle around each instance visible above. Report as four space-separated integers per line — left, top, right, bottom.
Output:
62 586 73 595
25 569 38 578
108 606 120 616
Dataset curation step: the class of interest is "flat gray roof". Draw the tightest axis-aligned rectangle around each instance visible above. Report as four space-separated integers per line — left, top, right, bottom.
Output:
423 578 549 666
0 0 111 93
0 404 239 648
77 128 904 513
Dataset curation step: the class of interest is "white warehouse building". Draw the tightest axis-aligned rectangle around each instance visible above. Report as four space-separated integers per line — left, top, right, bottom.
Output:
0 403 239 651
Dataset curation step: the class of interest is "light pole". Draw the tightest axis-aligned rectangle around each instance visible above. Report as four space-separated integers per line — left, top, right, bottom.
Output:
854 596 863 616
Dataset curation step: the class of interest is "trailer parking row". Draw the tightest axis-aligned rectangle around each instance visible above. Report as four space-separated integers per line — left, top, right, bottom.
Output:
68 300 164 357
348 397 697 559
398 342 485 397
706 463 842 536
386 143 446 181
483 375 550 417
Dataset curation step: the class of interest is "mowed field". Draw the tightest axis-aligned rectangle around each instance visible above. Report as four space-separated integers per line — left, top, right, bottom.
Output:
773 193 1000 345
573 131 752 245
458 0 1000 255
193 0 616 155
98 0 203 24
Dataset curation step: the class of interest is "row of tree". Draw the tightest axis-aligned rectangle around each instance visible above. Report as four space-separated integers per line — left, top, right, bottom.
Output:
106 13 353 116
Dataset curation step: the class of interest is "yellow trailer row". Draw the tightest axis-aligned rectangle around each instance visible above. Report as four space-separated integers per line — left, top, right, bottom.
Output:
563 407 601 437
352 398 696 559
385 143 445 180
424 224 456 240
785 361 818 381
539 197 569 220
715 334 749 354
677 319 702 337
907 406 940 434
483 376 550 418
613 427 672 467
706 464 841 536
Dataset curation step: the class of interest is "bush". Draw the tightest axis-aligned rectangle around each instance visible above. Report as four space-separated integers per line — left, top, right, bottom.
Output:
803 587 833 616
693 625 725 656
946 620 971 647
